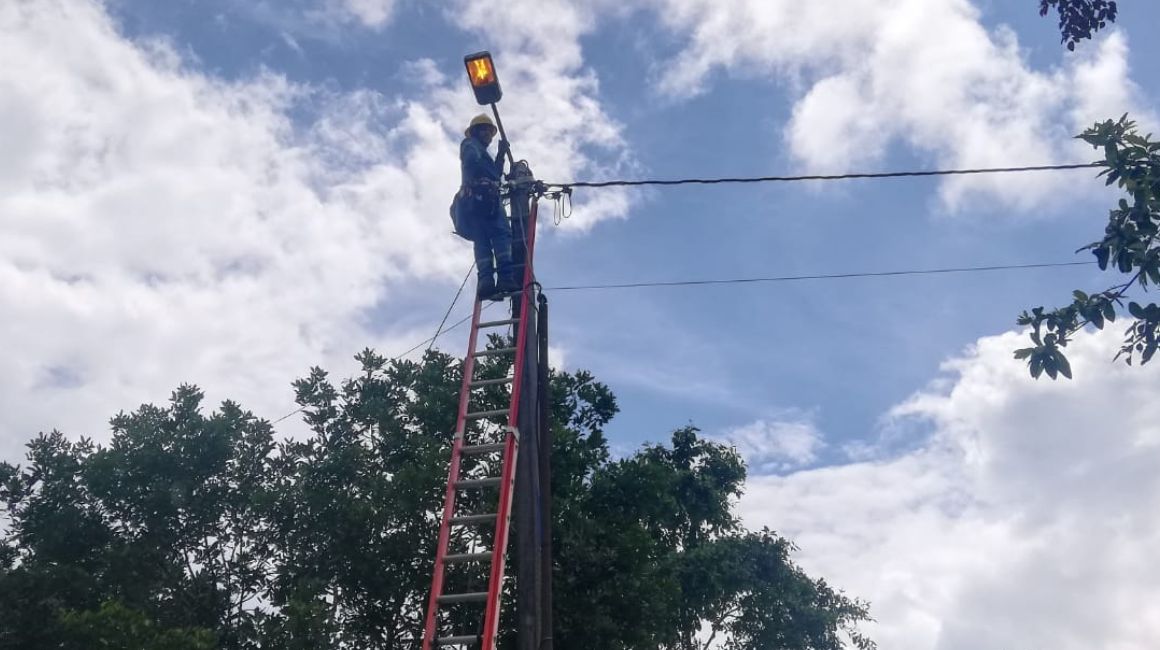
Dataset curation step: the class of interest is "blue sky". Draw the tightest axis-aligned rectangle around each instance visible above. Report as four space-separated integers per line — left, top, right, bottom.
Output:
99 0 1156 455
4 1 1160 648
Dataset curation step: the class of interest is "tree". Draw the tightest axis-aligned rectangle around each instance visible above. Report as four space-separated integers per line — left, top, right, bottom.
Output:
1016 115 1160 379
1038 0 1118 50
0 387 278 648
1 348 874 649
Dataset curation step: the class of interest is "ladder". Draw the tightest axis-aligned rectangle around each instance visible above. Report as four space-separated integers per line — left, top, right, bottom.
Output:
422 201 539 650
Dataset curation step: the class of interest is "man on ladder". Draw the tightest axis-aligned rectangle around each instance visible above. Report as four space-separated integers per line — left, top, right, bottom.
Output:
459 113 519 301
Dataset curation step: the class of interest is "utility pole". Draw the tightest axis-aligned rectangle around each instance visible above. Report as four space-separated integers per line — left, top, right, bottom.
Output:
509 159 544 650
537 292 553 650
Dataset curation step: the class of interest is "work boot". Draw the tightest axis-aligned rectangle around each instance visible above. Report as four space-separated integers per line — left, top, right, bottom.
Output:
495 273 520 297
477 276 497 301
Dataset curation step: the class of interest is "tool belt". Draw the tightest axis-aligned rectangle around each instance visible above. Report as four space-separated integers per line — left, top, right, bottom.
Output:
449 179 502 240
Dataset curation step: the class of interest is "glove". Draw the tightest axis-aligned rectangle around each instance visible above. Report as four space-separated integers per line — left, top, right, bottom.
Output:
497 139 511 157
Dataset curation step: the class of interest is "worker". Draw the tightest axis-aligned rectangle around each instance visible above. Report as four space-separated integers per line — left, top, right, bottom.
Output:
459 113 518 300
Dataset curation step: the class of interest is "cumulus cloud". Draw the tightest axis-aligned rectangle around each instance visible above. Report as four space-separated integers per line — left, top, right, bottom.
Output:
332 0 396 28
738 327 1160 650
0 0 630 459
645 0 1152 211
718 415 827 474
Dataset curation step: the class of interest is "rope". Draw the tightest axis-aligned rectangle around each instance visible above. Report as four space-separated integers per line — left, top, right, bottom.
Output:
426 263 474 355
270 272 498 427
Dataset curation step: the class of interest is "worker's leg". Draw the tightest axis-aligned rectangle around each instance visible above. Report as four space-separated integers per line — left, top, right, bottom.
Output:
471 203 497 299
474 234 496 299
486 202 517 294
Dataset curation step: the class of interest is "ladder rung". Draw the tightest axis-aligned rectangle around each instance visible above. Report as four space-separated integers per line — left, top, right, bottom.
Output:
456 477 501 490
437 635 481 646
478 318 519 329
461 443 505 456
466 409 508 420
470 376 514 388
473 347 516 358
438 592 489 605
449 513 497 526
444 552 493 564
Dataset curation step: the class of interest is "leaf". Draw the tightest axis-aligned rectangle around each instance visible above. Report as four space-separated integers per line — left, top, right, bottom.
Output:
1030 356 1045 379
1014 348 1034 360
1102 301 1116 323
1144 342 1158 364
1095 247 1110 269
1057 352 1073 379
1129 302 1146 319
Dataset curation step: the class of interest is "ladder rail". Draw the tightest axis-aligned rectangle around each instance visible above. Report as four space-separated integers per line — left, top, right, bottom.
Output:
480 199 540 649
422 298 485 649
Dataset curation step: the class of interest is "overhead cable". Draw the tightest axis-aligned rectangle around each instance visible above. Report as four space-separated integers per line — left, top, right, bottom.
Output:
547 261 1095 291
550 163 1102 190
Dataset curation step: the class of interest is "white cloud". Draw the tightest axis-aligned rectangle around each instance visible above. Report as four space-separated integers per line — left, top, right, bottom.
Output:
645 0 1152 211
718 415 827 474
547 344 568 371
0 0 631 459
333 0 396 28
739 327 1160 650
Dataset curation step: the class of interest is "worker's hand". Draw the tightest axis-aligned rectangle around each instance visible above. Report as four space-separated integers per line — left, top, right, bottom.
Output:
497 139 511 157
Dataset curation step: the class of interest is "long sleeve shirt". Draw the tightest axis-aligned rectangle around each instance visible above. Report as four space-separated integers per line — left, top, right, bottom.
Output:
460 136 503 187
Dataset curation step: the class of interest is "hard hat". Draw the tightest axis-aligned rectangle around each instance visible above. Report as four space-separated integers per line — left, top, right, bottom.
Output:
465 113 497 137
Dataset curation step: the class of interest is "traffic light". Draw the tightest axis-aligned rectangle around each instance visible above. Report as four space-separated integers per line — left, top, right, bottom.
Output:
464 51 503 105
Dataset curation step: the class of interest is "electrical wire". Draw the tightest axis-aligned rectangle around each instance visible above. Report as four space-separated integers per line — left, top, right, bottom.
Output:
546 261 1095 292
549 162 1102 190
272 259 1093 423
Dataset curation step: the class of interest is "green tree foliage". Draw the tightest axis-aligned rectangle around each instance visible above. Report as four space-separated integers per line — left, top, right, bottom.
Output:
1016 115 1160 379
1039 0 1118 50
0 348 873 649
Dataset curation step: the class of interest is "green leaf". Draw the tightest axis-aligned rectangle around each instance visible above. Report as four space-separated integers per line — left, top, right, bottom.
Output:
1095 247 1110 269
1056 352 1073 379
1030 357 1045 379
1014 348 1034 360
1130 302 1146 319
1103 301 1117 323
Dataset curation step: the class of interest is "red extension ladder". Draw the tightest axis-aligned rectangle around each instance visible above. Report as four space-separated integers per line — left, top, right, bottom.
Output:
421 201 539 650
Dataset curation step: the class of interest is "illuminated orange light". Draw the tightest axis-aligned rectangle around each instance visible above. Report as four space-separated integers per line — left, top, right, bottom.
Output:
469 57 496 87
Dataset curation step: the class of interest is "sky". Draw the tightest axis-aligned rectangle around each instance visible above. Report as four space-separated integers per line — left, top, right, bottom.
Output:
2 0 1160 648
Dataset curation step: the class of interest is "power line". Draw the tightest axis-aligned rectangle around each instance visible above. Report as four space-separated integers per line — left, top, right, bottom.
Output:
551 162 1102 190
546 261 1095 291
271 259 1094 424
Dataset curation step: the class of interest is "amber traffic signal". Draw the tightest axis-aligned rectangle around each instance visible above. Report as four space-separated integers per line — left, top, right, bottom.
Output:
464 51 503 105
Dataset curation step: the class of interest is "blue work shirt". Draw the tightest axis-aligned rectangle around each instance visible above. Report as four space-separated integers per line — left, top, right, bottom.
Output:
460 136 503 187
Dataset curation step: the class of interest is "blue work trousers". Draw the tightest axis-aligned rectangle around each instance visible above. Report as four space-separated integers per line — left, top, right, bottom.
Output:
470 197 514 282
